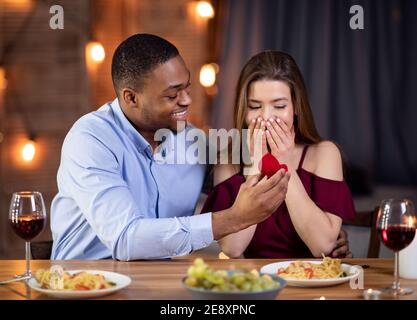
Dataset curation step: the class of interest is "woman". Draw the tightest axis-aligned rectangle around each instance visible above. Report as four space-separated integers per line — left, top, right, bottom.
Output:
202 51 355 258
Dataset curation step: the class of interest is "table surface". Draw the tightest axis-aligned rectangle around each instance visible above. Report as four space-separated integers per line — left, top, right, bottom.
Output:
1 259 417 300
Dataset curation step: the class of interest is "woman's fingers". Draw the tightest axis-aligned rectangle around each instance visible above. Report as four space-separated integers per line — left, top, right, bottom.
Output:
265 130 278 154
259 120 267 155
267 120 286 149
246 118 256 153
251 119 265 159
248 117 261 155
272 119 289 145
253 118 263 142
248 118 256 140
276 118 291 136
262 129 268 156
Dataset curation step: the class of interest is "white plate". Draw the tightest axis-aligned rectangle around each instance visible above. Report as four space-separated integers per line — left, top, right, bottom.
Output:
28 270 131 299
260 261 360 287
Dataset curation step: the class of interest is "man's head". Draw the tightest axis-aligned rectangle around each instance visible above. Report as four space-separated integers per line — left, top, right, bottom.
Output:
111 34 191 133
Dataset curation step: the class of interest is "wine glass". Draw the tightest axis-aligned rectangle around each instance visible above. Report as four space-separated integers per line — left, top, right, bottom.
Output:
9 191 47 279
377 198 416 296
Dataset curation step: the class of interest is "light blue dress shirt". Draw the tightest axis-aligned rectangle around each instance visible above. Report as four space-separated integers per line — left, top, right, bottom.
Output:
51 98 213 260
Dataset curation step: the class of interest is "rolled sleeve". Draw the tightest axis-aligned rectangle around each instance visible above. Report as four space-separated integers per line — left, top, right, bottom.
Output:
189 212 214 251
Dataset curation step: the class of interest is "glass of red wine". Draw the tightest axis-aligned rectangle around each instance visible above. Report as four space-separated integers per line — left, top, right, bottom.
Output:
9 191 46 279
377 198 416 296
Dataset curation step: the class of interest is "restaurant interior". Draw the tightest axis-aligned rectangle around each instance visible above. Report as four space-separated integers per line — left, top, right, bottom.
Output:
0 0 416 302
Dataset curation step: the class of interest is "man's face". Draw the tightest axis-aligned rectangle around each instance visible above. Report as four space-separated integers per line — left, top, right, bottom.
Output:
136 55 192 133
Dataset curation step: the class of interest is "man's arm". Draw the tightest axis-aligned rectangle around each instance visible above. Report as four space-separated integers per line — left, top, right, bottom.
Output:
211 171 290 240
58 131 213 260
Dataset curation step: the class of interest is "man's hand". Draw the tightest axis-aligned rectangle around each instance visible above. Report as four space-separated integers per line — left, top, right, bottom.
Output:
331 228 353 258
231 169 290 228
212 169 290 240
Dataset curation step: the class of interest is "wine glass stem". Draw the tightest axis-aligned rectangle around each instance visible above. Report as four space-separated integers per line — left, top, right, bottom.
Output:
394 251 400 293
25 241 31 277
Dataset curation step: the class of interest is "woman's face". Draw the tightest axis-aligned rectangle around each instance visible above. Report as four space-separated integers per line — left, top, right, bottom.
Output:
245 80 295 129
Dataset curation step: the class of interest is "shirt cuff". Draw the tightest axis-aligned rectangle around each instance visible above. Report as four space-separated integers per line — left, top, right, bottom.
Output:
189 212 214 251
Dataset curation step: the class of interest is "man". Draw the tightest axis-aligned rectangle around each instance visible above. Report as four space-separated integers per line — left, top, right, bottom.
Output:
51 34 350 260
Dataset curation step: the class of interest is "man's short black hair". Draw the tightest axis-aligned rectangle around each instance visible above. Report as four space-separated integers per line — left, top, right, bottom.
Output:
111 33 179 95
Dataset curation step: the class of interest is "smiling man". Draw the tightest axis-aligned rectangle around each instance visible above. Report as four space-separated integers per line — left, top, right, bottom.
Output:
50 34 291 260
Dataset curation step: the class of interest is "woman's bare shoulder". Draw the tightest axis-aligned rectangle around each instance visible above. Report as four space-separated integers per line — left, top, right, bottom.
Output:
306 141 343 181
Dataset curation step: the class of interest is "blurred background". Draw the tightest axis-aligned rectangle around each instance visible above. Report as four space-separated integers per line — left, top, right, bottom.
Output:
0 0 416 259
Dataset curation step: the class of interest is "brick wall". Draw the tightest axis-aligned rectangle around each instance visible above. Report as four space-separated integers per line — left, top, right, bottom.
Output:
0 0 211 258
0 0 90 258
91 0 210 129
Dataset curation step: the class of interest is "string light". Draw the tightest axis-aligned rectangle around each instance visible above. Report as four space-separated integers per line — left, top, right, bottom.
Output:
199 63 219 87
22 140 36 162
87 41 105 63
3 0 32 9
0 67 7 90
196 1 215 19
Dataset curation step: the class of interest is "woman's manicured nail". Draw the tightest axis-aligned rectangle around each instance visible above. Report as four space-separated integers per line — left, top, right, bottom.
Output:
276 118 281 123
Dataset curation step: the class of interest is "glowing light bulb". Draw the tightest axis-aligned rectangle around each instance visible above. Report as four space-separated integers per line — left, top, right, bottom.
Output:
22 141 36 162
408 216 415 228
0 67 7 90
200 63 218 87
88 42 105 63
196 1 214 18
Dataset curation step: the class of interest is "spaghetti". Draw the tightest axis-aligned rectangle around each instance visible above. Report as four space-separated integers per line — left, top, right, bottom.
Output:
277 257 347 280
35 266 116 290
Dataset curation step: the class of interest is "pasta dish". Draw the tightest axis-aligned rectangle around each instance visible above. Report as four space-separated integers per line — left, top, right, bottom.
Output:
35 266 116 290
277 257 347 280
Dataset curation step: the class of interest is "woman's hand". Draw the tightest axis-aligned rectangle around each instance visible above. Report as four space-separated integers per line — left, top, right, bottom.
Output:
244 117 267 176
265 118 297 171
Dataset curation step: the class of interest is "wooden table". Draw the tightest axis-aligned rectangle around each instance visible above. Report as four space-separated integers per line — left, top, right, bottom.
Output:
1 259 417 300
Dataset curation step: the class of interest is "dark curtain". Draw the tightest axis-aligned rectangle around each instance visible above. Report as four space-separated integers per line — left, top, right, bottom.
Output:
211 0 417 189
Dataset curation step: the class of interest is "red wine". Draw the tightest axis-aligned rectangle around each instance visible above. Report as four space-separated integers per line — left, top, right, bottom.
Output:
378 225 416 251
10 215 46 241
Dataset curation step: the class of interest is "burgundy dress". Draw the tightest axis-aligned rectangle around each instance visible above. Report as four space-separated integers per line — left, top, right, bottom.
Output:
202 145 356 258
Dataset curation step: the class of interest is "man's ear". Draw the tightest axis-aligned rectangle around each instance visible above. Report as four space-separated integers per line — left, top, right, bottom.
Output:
121 88 141 109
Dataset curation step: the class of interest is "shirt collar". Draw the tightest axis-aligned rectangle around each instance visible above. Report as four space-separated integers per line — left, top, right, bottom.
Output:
109 98 151 154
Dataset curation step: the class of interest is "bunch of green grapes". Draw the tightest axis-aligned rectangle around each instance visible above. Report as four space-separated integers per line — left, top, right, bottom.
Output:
184 258 279 292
